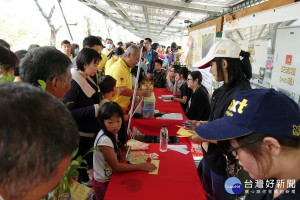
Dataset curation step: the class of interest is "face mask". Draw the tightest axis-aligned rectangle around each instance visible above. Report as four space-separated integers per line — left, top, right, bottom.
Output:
106 44 113 49
74 49 79 55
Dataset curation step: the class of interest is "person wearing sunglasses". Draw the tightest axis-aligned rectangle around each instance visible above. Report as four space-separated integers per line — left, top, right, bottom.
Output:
194 89 300 200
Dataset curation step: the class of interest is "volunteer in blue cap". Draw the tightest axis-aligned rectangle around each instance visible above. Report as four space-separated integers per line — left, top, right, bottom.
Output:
190 38 252 200
194 89 300 200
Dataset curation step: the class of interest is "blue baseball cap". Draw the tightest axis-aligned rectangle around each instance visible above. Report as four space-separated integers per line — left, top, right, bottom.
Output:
194 89 300 140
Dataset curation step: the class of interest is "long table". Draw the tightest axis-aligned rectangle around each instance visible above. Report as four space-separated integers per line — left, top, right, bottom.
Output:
104 143 207 200
131 88 187 136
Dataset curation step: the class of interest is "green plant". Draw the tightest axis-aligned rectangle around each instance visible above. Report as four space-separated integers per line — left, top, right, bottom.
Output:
43 146 99 200
0 72 14 82
38 79 47 91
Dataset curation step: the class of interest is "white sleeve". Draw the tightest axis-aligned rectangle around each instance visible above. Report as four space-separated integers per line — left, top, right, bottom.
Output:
97 135 114 149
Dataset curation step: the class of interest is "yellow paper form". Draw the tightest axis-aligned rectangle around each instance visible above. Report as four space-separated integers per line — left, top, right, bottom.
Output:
70 181 91 200
176 127 195 137
148 160 160 175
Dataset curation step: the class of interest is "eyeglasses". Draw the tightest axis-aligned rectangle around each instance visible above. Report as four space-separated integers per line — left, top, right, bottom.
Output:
187 78 193 81
228 140 258 157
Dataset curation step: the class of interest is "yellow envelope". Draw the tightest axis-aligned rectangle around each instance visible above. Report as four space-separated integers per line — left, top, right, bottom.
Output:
148 160 160 175
70 181 91 200
176 127 195 137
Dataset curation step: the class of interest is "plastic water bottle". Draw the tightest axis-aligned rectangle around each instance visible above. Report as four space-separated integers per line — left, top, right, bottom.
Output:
160 124 168 152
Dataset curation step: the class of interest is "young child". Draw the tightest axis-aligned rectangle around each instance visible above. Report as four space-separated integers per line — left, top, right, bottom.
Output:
153 59 166 88
194 89 300 200
99 75 117 107
93 102 156 200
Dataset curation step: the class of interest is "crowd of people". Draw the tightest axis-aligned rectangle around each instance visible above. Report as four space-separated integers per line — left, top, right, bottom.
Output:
0 36 299 200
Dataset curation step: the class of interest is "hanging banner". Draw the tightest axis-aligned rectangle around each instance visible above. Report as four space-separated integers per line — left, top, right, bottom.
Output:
270 27 300 93
180 36 193 65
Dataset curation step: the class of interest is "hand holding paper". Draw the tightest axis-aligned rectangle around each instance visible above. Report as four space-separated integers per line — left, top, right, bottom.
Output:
176 127 195 137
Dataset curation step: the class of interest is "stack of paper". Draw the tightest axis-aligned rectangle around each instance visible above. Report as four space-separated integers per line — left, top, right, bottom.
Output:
158 95 174 102
168 145 190 155
127 139 149 150
156 113 183 120
176 127 195 137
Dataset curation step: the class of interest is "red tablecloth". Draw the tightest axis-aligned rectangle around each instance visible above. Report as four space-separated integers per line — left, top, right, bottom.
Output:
131 88 187 136
104 144 207 200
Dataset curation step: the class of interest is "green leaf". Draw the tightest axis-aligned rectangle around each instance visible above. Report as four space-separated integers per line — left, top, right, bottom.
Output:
75 155 82 164
67 171 78 178
70 160 80 166
38 80 47 91
81 159 87 165
77 166 87 169
70 164 79 171
82 146 100 158
71 148 79 158
0 72 14 82
66 101 74 106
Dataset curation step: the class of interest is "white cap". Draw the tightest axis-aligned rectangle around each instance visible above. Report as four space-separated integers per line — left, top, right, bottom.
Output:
193 39 241 69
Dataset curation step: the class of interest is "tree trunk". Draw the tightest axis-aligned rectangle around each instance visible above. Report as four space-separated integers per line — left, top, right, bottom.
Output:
34 0 60 46
84 15 91 36
50 29 59 46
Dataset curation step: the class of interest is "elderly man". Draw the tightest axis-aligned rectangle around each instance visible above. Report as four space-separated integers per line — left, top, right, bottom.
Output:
20 46 72 99
0 82 79 200
106 45 150 111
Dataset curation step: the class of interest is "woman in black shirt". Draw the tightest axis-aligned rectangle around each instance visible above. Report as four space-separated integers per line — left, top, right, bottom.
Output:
185 71 211 121
173 67 192 112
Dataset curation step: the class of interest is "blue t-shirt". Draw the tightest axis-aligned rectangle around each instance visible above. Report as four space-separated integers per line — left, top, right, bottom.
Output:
144 49 153 70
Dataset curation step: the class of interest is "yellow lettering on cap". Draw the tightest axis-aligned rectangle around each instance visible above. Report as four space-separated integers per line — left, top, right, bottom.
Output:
225 110 233 117
238 99 248 114
227 99 248 114
293 125 300 136
228 100 236 111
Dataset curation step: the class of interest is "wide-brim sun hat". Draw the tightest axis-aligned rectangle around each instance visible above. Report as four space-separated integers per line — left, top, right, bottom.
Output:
193 38 242 69
194 89 300 141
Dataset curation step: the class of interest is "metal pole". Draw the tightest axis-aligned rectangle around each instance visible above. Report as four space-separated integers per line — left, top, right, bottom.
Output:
127 47 143 138
56 0 73 41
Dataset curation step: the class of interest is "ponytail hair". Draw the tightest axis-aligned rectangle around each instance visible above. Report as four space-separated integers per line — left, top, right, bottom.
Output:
240 50 252 80
214 50 252 87
178 67 189 80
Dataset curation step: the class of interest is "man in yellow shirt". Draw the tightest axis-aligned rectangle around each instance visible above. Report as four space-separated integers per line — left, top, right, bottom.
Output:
98 51 108 75
106 45 150 111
